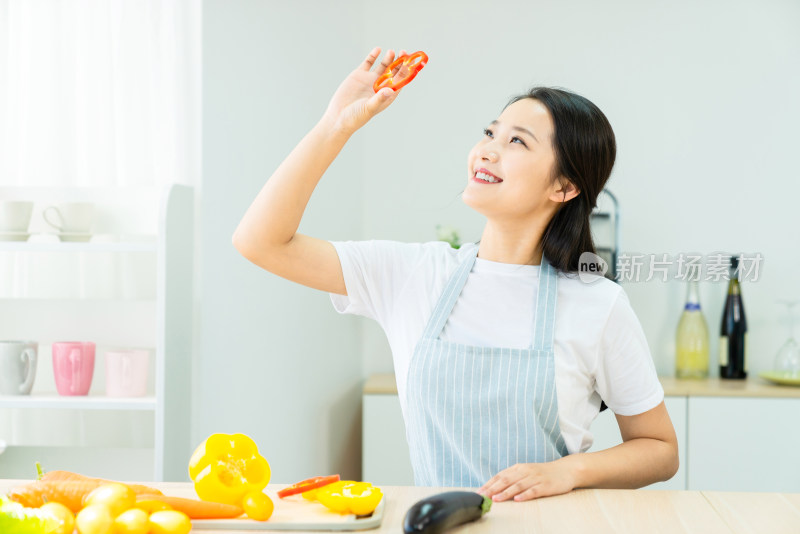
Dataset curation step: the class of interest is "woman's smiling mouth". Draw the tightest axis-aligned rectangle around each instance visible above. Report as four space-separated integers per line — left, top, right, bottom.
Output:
473 168 503 184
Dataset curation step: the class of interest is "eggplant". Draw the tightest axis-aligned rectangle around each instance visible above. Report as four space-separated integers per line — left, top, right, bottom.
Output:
403 491 492 533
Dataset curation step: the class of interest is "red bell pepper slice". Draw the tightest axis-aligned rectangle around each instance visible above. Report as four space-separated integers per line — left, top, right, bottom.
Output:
277 474 341 498
373 51 429 93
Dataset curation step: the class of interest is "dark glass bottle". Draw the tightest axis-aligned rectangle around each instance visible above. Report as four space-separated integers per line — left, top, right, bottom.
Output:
719 255 747 379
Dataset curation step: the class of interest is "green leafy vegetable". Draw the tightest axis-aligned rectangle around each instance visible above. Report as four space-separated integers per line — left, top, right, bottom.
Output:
0 494 58 534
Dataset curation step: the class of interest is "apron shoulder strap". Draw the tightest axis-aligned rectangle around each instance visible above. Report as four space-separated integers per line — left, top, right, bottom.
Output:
421 246 480 340
531 255 558 352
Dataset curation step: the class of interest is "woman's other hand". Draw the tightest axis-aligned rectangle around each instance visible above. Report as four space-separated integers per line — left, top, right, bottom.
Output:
323 47 408 135
477 460 579 502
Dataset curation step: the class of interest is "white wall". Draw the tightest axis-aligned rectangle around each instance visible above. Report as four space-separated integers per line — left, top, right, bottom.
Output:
201 0 800 482
354 0 800 377
200 0 367 482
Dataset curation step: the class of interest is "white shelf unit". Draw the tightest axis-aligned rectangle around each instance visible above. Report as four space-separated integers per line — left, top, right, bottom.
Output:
0 184 193 481
0 242 158 253
0 394 157 411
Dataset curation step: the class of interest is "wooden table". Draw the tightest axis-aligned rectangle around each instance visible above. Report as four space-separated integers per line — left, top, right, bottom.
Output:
3 480 800 533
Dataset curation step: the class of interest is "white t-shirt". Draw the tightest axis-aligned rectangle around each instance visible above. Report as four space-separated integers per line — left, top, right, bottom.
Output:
329 240 664 454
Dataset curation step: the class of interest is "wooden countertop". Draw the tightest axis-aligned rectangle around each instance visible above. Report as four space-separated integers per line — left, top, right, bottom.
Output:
364 373 800 398
3 479 798 533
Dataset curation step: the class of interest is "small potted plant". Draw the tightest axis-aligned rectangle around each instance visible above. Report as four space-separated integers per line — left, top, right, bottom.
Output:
436 225 461 249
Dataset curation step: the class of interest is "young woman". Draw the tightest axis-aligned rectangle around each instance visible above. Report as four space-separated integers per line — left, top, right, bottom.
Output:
233 47 679 502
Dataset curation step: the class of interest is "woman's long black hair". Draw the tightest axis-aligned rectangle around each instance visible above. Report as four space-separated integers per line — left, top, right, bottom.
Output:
504 87 617 273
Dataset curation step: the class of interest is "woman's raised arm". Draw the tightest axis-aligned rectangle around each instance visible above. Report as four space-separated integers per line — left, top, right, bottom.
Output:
232 47 408 294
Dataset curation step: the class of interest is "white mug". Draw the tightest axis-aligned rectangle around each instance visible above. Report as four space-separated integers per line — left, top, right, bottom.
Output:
0 201 34 233
105 349 149 397
42 202 94 233
0 341 37 395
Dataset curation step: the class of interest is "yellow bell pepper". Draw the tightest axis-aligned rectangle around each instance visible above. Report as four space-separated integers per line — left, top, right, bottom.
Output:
315 481 383 516
188 433 271 506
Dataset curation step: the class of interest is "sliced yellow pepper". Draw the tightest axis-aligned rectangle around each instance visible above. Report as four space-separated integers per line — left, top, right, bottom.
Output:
302 480 355 503
188 433 271 506
315 481 383 516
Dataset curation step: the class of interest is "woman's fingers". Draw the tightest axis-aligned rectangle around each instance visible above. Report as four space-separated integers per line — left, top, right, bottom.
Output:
378 49 397 73
360 47 382 71
361 47 397 72
364 87 395 118
358 47 411 101
478 475 507 497
396 49 411 78
361 47 392 71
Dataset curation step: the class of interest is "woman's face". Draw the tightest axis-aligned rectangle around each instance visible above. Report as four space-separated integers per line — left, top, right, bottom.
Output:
463 98 563 221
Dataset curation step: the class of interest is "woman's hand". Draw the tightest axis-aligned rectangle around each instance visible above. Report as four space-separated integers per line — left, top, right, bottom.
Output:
477 459 579 502
478 404 679 502
322 47 409 135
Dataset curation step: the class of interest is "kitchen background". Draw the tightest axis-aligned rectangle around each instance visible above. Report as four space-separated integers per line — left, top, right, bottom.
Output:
1 0 798 484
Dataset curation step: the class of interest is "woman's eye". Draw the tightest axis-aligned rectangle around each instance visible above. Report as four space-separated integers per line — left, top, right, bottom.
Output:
482 128 526 146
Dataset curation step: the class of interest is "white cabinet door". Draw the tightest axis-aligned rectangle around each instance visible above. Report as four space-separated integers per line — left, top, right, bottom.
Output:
362 394 415 485
688 397 800 492
587 397 687 490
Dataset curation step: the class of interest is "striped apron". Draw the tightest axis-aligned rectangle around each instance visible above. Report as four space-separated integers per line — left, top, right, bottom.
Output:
405 245 568 487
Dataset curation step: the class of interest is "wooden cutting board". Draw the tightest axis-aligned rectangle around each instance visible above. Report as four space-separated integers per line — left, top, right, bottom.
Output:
190 488 384 532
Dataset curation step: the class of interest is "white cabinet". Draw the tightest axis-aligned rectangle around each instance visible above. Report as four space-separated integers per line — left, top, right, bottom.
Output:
687 397 800 492
0 184 193 481
363 394 414 486
587 397 687 490
587 395 800 492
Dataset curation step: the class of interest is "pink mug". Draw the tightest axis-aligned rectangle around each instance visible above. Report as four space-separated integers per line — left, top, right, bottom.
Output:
105 349 149 397
52 341 95 396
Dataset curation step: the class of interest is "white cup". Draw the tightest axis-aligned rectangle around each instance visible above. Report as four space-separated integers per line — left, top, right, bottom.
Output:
0 341 38 395
42 202 95 234
0 201 34 233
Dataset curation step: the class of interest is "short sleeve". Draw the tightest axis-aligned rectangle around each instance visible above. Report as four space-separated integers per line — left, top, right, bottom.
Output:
328 240 428 325
594 289 664 416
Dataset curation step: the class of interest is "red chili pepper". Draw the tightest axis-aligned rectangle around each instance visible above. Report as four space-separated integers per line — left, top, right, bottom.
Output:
373 51 429 93
276 475 340 499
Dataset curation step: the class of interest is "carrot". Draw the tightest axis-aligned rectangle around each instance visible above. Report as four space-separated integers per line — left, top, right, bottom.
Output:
136 494 244 519
39 470 163 497
8 470 163 513
9 480 102 512
9 469 241 519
